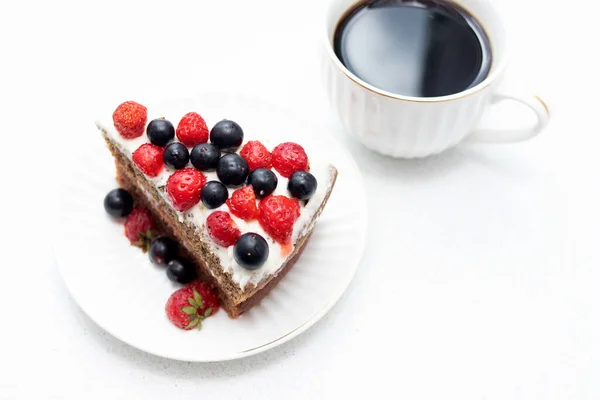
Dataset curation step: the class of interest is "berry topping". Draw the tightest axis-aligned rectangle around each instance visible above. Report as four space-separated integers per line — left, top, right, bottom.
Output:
112 101 147 139
165 281 219 330
271 142 309 178
132 143 165 177
288 170 318 200
226 185 259 221
200 181 229 209
258 195 300 244
103 188 133 218
240 141 271 171
247 168 278 199
176 112 209 147
147 118 175 147
234 233 269 270
124 208 155 251
206 211 241 247
166 259 196 284
163 142 190 170
210 119 244 150
166 168 207 212
216 154 249 187
190 143 220 171
149 237 178 266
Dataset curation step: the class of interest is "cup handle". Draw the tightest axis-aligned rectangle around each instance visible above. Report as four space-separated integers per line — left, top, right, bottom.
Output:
468 88 551 143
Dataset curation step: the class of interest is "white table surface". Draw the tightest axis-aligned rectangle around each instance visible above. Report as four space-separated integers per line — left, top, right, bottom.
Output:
1 0 598 399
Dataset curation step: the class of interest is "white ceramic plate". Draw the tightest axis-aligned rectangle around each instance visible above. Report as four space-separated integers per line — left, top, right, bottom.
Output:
54 93 367 362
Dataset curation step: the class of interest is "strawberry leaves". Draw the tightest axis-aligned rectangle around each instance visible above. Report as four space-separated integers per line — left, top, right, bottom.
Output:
166 282 219 331
181 306 197 315
180 288 210 330
132 229 156 253
185 318 201 330
192 289 204 309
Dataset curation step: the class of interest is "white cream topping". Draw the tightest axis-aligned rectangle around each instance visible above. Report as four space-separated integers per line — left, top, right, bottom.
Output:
97 108 332 288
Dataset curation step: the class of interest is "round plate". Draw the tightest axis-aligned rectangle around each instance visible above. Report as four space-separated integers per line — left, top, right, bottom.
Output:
54 93 367 362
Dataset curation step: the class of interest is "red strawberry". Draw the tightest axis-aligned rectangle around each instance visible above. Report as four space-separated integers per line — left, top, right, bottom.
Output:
240 141 272 171
165 281 220 330
176 112 209 147
206 211 241 247
259 195 300 244
132 143 164 177
124 208 155 251
113 101 147 139
166 168 206 212
271 142 309 178
226 185 259 221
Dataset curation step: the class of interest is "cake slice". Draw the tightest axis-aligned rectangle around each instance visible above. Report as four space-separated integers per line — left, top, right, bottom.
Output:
98 101 337 318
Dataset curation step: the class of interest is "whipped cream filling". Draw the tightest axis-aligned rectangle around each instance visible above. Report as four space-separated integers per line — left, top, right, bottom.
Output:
97 109 332 288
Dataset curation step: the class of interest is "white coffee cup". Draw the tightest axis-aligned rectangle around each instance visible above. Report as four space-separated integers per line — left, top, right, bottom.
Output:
321 0 550 158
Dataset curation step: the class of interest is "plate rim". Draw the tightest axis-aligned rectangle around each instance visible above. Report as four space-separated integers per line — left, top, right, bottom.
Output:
53 93 368 362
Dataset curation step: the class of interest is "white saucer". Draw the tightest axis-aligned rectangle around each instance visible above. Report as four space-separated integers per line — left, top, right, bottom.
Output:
54 93 368 362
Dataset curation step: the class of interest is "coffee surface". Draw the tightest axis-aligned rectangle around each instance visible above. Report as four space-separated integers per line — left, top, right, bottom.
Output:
333 0 491 97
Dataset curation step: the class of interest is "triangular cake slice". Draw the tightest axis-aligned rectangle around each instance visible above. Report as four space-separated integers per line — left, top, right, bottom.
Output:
97 101 337 318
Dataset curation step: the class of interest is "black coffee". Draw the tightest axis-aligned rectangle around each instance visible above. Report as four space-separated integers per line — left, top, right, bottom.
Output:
333 0 491 97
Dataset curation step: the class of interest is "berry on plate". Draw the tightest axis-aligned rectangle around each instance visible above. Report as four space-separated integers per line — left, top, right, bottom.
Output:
147 118 175 147
271 142 309 178
166 168 207 212
163 142 190 170
226 185 258 221
132 143 165 177
247 168 278 199
166 259 196 284
288 170 317 200
234 233 269 270
200 181 229 209
240 140 271 171
165 281 219 330
149 237 178 266
124 208 155 251
210 119 244 150
113 101 147 139
104 188 134 218
206 211 241 247
259 195 300 244
176 112 209 147
190 143 221 171
216 154 249 187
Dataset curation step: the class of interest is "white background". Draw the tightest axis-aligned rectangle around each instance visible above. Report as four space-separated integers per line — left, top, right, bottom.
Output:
0 0 598 399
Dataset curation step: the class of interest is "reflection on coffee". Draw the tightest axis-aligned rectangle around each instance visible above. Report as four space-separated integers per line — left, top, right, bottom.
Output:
333 0 492 97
